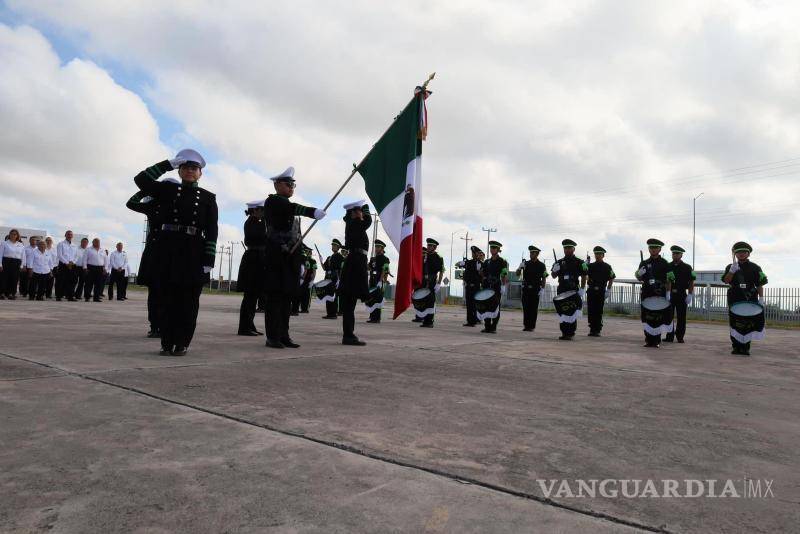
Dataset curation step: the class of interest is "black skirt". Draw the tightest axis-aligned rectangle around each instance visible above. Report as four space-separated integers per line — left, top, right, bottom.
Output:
339 252 369 300
236 249 265 293
152 232 208 287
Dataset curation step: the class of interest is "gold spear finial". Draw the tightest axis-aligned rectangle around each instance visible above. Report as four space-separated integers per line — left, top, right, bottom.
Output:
422 72 436 89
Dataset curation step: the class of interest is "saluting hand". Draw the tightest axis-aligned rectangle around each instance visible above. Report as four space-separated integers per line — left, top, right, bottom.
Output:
729 261 740 274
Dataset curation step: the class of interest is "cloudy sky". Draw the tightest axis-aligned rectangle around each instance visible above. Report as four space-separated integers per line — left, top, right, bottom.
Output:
1 0 798 286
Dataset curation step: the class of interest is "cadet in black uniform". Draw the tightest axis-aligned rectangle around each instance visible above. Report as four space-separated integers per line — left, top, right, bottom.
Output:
133 149 218 356
322 239 344 319
237 200 266 336
339 200 372 345
722 241 767 355
551 239 587 340
126 182 175 338
297 245 316 313
262 167 326 348
665 245 695 343
458 246 483 327
419 238 444 328
480 240 508 333
516 245 547 332
366 239 391 323
586 246 615 337
412 245 429 323
634 238 673 348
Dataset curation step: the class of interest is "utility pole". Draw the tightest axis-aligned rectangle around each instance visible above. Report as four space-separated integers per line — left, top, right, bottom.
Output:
481 226 497 253
693 192 704 269
227 242 235 291
460 232 472 259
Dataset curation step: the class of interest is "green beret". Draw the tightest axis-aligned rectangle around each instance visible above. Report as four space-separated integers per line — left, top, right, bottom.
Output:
562 239 577 247
593 246 606 254
670 245 685 253
647 238 664 247
732 241 752 253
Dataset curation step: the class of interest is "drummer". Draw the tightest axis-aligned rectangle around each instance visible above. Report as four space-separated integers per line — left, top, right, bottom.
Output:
418 238 444 328
479 241 509 333
322 239 344 319
551 239 588 340
635 238 673 348
722 241 767 356
458 246 483 327
366 239 391 324
412 245 429 322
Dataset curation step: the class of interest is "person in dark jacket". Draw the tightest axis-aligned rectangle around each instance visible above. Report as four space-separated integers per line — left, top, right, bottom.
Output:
665 245 695 343
516 245 548 332
458 246 483 326
338 200 372 345
262 167 326 349
551 239 588 340
635 238 673 348
585 246 616 337
322 239 344 319
133 149 218 357
237 200 266 336
722 241 767 356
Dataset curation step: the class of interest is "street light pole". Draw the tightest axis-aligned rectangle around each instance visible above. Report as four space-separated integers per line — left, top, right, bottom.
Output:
481 226 497 253
460 232 472 259
693 192 704 268
449 229 467 283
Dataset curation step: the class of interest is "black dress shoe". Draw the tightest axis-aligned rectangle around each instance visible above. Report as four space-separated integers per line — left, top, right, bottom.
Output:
147 330 160 338
160 346 173 356
366 319 380 323
67 298 76 302
300 310 309 314
677 339 685 343
93 298 101 302
171 346 188 356
322 315 337 320
587 332 600 337
420 323 433 328
411 318 422 323
290 312 299 316
56 297 62 302
252 330 264 336
559 335 571 340
280 338 300 348
463 323 476 327
342 337 366 346
265 339 285 349
523 327 533 332
237 331 259 336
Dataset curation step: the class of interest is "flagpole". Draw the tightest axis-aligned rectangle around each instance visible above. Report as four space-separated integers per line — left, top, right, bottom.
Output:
289 72 436 254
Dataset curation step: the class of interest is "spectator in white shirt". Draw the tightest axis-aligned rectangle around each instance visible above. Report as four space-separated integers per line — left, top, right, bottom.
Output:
44 237 57 299
27 240 53 301
1 229 25 300
81 238 108 302
74 238 89 300
19 236 39 298
56 230 79 301
108 242 130 301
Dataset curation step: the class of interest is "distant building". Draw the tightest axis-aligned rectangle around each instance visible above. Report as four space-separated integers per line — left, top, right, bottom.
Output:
695 270 725 285
0 226 48 241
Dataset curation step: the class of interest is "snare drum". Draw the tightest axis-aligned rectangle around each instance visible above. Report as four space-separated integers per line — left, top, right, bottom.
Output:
412 287 435 317
553 290 582 322
641 296 673 335
729 301 765 343
313 279 336 302
363 286 384 312
475 289 499 320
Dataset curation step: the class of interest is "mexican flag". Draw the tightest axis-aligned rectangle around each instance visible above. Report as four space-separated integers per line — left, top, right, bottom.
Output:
357 88 430 319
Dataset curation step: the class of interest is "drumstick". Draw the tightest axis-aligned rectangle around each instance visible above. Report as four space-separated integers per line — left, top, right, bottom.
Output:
314 244 325 266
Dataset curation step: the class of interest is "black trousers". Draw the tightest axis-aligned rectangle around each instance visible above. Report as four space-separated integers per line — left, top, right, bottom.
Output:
18 268 30 296
28 273 48 300
325 295 339 317
341 293 358 338
730 336 751 352
369 306 382 322
74 268 86 299
84 266 105 300
45 271 54 298
108 270 127 300
521 287 541 330
299 282 311 312
238 290 259 333
56 263 77 299
483 310 500 332
158 283 203 349
560 320 577 336
265 293 292 341
666 291 687 341
587 288 606 333
1 257 21 296
464 284 479 324
147 287 159 331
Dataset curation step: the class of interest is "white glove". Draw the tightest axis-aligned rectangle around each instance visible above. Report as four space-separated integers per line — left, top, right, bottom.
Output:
729 261 740 274
685 294 693 306
501 285 507 296
377 281 383 289
169 156 187 169
605 292 611 302
665 292 671 302
313 208 326 220
637 267 647 277
758 296 765 306
551 263 560 274
203 266 212 274
538 288 543 298
578 288 585 300
433 283 441 293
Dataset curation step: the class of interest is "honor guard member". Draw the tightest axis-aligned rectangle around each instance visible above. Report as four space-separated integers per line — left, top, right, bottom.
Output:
55 231 78 301
419 238 444 327
412 245 430 322
635 238 673 347
551 239 588 340
480 241 509 333
458 246 483 326
339 200 372 345
134 149 218 357
263 167 326 348
722 242 767 355
298 245 316 313
126 180 176 337
586 246 615 336
665 245 695 343
322 239 344 319
366 239 391 323
516 245 547 332
237 200 267 336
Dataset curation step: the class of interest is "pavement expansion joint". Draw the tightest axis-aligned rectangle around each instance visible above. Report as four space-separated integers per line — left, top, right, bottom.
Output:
0 349 670 534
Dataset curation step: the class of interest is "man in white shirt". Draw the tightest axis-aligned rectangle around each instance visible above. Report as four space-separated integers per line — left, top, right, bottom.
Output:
19 236 39 298
73 238 89 300
81 238 107 302
56 230 79 301
108 242 129 301
27 240 53 301
44 237 57 298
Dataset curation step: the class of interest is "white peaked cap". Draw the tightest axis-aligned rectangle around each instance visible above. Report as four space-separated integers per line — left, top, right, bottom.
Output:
246 199 264 209
269 166 295 181
175 148 206 168
343 199 368 210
